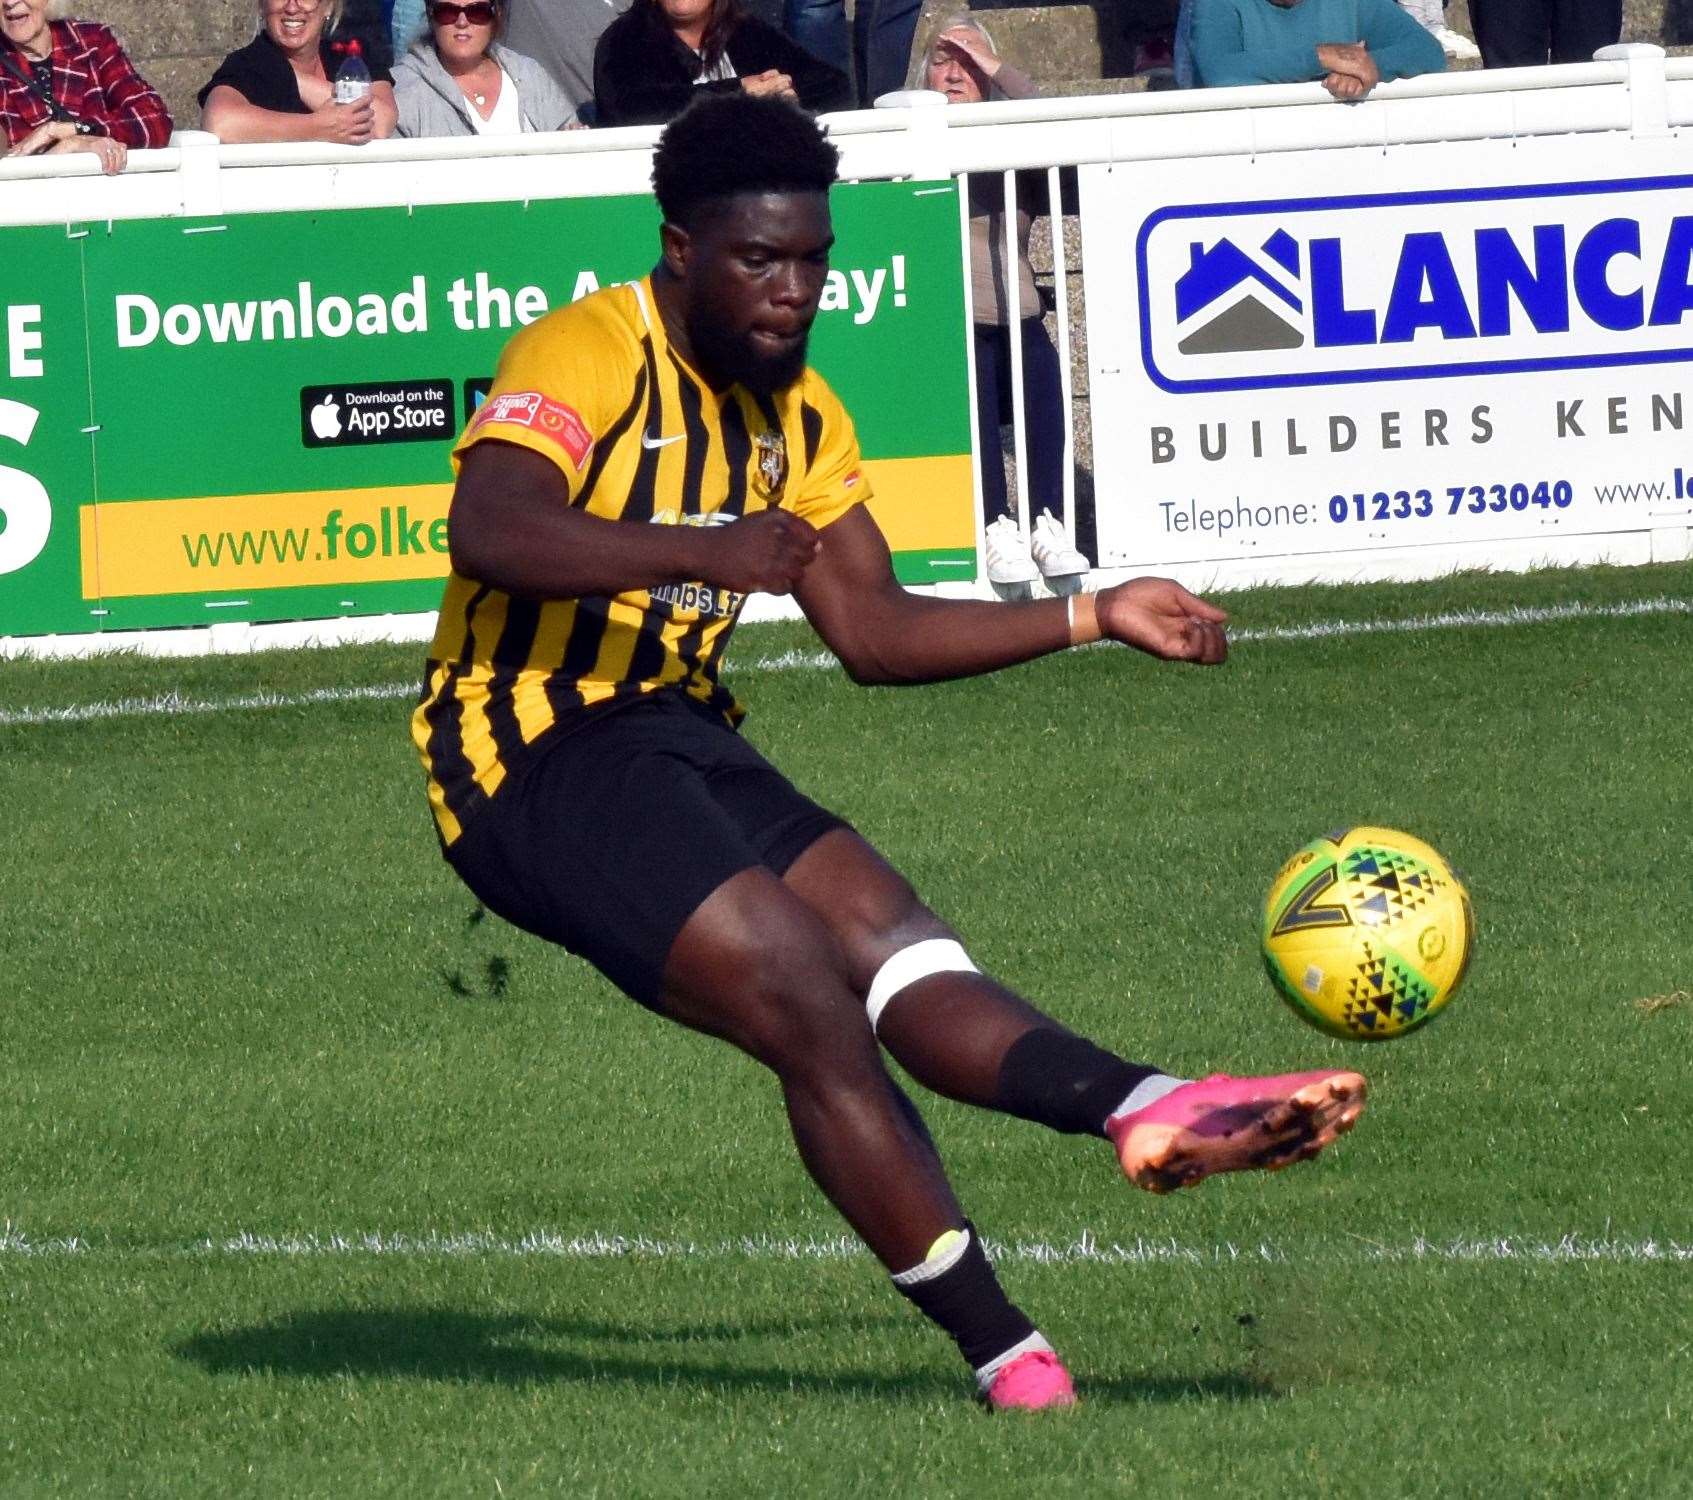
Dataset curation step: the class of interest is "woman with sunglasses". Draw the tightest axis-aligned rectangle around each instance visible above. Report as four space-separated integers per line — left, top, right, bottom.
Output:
200 0 398 145
394 0 583 137
593 0 850 127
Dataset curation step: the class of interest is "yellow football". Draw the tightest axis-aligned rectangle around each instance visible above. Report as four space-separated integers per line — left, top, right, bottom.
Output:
1261 826 1475 1041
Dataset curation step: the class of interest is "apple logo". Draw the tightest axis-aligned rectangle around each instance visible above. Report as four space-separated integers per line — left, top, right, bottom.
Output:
311 394 343 441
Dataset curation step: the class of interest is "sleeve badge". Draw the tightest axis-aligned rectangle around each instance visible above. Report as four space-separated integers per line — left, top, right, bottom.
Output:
468 391 594 468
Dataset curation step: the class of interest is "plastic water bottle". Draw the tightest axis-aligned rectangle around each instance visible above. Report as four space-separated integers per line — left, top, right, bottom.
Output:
334 39 371 104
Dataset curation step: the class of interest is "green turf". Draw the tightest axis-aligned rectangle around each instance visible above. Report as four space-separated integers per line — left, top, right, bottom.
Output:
2 561 1690 1496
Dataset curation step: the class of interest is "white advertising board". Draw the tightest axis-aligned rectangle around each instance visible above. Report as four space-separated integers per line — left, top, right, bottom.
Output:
1081 132 1693 577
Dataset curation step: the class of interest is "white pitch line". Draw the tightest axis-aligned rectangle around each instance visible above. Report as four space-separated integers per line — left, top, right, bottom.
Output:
0 681 416 727
1 1225 1688 1265
2 596 1689 730
1229 594 1693 644
0 653 839 728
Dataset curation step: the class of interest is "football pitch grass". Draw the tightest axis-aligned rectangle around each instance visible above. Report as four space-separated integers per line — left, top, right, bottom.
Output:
3 562 1690 1496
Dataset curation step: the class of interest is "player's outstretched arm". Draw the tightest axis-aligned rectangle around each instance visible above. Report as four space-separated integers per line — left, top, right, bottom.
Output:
449 440 821 599
794 506 1228 684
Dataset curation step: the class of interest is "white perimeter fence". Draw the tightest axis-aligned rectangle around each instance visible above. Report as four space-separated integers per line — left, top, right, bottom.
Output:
4 45 1692 654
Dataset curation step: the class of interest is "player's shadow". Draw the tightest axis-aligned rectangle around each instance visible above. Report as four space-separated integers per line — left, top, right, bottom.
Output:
172 1307 1279 1405
174 1306 947 1401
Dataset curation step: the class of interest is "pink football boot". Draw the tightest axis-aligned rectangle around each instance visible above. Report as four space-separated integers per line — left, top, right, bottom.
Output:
984 1349 1078 1411
1107 1070 1366 1194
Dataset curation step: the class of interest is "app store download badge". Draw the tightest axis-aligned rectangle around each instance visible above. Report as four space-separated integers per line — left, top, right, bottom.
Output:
300 379 455 448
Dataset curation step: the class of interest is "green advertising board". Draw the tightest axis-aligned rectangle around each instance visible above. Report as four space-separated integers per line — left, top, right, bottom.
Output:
0 180 973 641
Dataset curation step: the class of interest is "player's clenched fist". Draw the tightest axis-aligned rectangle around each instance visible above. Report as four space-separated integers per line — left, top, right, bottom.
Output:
1095 576 1229 665
707 509 821 594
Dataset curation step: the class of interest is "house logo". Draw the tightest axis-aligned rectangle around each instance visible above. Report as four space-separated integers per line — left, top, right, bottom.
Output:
1136 174 1693 394
1174 231 1304 357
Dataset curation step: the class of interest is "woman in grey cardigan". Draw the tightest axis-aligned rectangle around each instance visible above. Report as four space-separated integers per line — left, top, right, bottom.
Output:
394 0 583 136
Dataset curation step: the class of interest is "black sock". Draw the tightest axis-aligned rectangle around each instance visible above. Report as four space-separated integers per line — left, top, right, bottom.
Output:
995 1028 1159 1138
891 1226 1037 1372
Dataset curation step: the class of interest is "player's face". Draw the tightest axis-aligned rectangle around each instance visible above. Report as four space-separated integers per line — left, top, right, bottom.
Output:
679 191 833 396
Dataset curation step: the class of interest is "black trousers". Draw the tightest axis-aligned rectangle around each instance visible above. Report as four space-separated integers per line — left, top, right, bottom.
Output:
1470 0 1622 66
972 318 1067 528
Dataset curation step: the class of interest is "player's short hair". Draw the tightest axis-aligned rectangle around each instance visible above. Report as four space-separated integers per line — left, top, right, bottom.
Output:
651 94 840 230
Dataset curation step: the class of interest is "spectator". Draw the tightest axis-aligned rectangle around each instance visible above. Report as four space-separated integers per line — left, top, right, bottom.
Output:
1469 0 1620 67
200 0 399 145
1 0 171 173
391 0 430 54
1396 0 1479 60
345 0 397 65
785 0 917 105
1189 0 1446 96
504 0 628 118
593 0 849 127
1671 0 1693 47
394 0 583 134
919 18 1089 592
1119 0 1181 81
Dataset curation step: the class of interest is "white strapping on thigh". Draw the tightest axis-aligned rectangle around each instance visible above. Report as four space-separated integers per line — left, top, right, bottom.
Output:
864 938 979 1033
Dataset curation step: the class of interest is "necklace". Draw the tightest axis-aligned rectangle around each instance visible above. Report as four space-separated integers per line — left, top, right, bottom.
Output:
459 64 494 108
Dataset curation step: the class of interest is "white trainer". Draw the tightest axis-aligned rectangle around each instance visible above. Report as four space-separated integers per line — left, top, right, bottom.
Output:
984 515 1039 585
1030 512 1089 580
1432 26 1480 59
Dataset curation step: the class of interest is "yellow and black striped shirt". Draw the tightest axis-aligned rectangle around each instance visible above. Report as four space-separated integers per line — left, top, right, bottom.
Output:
413 277 871 846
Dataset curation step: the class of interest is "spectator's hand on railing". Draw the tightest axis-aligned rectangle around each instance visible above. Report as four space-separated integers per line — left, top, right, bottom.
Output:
5 120 80 159
1324 71 1368 100
1315 42 1381 97
310 96 377 146
61 133 128 173
740 69 798 104
13 126 130 174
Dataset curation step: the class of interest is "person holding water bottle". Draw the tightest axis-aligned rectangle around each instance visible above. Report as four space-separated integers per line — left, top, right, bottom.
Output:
201 0 398 144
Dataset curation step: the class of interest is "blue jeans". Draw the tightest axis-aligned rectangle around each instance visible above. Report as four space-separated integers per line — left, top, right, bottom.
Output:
784 0 922 104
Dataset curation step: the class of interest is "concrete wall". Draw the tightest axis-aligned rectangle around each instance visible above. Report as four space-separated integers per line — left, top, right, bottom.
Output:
99 0 1689 136
100 0 258 133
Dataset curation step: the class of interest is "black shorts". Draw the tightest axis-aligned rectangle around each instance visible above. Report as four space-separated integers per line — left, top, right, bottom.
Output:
443 690 848 1008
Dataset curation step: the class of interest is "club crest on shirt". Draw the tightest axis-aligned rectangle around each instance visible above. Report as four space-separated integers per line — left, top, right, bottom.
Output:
753 429 787 503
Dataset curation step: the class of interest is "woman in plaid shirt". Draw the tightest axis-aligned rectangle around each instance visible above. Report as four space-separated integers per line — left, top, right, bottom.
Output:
2 0 171 172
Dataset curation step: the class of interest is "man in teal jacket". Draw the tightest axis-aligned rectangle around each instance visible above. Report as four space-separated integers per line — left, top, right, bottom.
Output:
1189 0 1445 96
